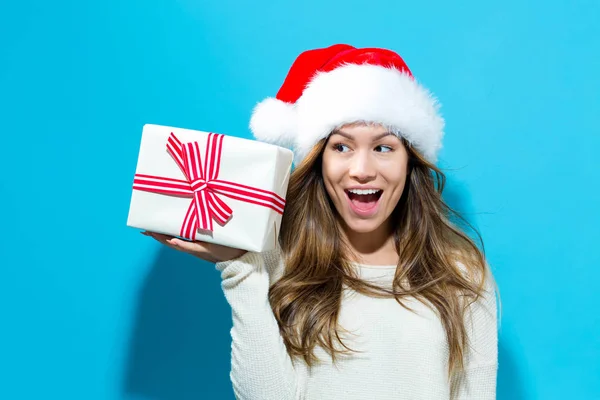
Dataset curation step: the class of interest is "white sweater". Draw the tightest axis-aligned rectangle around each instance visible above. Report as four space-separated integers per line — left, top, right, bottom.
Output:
215 247 498 400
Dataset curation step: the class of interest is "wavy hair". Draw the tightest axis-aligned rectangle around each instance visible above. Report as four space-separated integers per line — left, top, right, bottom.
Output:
268 126 500 377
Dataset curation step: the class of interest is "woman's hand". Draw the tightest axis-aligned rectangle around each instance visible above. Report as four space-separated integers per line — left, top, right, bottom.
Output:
141 231 247 263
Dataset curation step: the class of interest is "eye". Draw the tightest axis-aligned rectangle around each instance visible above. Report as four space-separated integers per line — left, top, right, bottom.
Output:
333 143 351 153
375 145 393 153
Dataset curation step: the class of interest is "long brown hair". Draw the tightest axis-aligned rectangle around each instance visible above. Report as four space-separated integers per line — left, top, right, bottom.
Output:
269 128 500 377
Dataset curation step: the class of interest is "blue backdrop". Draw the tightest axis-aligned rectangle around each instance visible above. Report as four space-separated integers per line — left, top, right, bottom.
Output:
1 0 598 399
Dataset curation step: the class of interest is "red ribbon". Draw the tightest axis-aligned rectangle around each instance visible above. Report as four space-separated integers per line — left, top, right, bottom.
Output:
133 132 285 239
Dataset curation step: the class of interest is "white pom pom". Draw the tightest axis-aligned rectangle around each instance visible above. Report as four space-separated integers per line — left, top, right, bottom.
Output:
249 97 298 149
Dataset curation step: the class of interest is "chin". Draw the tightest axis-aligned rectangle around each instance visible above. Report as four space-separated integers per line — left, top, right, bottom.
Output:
342 217 386 234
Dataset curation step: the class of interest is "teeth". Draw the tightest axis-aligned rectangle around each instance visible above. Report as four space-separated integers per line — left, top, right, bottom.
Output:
348 189 381 195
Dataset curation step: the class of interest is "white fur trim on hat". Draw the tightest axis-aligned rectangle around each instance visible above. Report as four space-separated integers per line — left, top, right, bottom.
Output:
249 97 298 149
250 63 444 164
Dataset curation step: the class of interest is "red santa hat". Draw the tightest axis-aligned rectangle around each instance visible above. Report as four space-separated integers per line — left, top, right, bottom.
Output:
249 44 445 165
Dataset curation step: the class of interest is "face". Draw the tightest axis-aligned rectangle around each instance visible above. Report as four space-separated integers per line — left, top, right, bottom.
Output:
321 124 410 235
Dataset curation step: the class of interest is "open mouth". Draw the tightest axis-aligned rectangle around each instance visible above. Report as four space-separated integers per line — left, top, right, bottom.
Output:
345 188 383 212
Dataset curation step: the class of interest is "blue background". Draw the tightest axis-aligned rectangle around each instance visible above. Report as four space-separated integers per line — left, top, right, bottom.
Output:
1 0 598 399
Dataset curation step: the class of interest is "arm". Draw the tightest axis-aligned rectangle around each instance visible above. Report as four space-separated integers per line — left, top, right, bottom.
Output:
450 267 499 400
215 248 302 400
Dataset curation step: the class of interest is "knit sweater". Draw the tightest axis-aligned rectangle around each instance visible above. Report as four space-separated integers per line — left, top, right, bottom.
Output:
215 247 498 400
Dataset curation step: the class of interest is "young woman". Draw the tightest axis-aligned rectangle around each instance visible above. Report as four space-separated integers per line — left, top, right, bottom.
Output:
144 44 500 399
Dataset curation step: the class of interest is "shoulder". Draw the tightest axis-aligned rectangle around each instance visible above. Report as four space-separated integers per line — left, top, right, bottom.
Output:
454 257 499 312
260 244 286 285
454 255 496 290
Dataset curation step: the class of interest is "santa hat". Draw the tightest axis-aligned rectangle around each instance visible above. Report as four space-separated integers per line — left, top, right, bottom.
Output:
249 44 445 165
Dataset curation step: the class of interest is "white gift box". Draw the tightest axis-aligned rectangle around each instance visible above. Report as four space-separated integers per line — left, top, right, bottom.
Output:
127 124 294 252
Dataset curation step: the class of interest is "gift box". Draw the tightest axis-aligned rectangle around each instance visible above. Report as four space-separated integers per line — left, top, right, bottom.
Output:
127 124 294 252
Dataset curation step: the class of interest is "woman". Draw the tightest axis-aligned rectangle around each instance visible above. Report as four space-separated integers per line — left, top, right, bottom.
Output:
144 44 500 399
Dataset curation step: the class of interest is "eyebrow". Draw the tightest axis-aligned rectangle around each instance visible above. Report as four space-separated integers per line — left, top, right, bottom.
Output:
331 130 395 141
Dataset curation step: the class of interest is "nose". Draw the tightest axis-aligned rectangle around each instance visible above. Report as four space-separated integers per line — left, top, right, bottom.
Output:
348 151 377 182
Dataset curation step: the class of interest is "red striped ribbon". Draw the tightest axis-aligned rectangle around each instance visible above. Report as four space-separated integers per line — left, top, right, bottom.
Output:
133 132 286 239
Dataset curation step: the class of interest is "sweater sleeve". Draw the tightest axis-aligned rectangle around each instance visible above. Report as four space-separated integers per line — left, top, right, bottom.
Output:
450 267 499 400
215 248 302 400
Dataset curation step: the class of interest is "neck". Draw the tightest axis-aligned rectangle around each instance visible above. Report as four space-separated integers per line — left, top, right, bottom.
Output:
340 221 398 266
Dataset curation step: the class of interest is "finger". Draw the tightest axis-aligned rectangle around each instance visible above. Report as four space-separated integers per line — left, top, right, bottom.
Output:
142 231 218 262
167 237 208 250
168 238 218 262
146 231 175 242
143 231 178 248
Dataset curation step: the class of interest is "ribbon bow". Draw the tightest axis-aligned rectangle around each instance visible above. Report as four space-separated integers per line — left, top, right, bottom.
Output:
133 132 285 239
